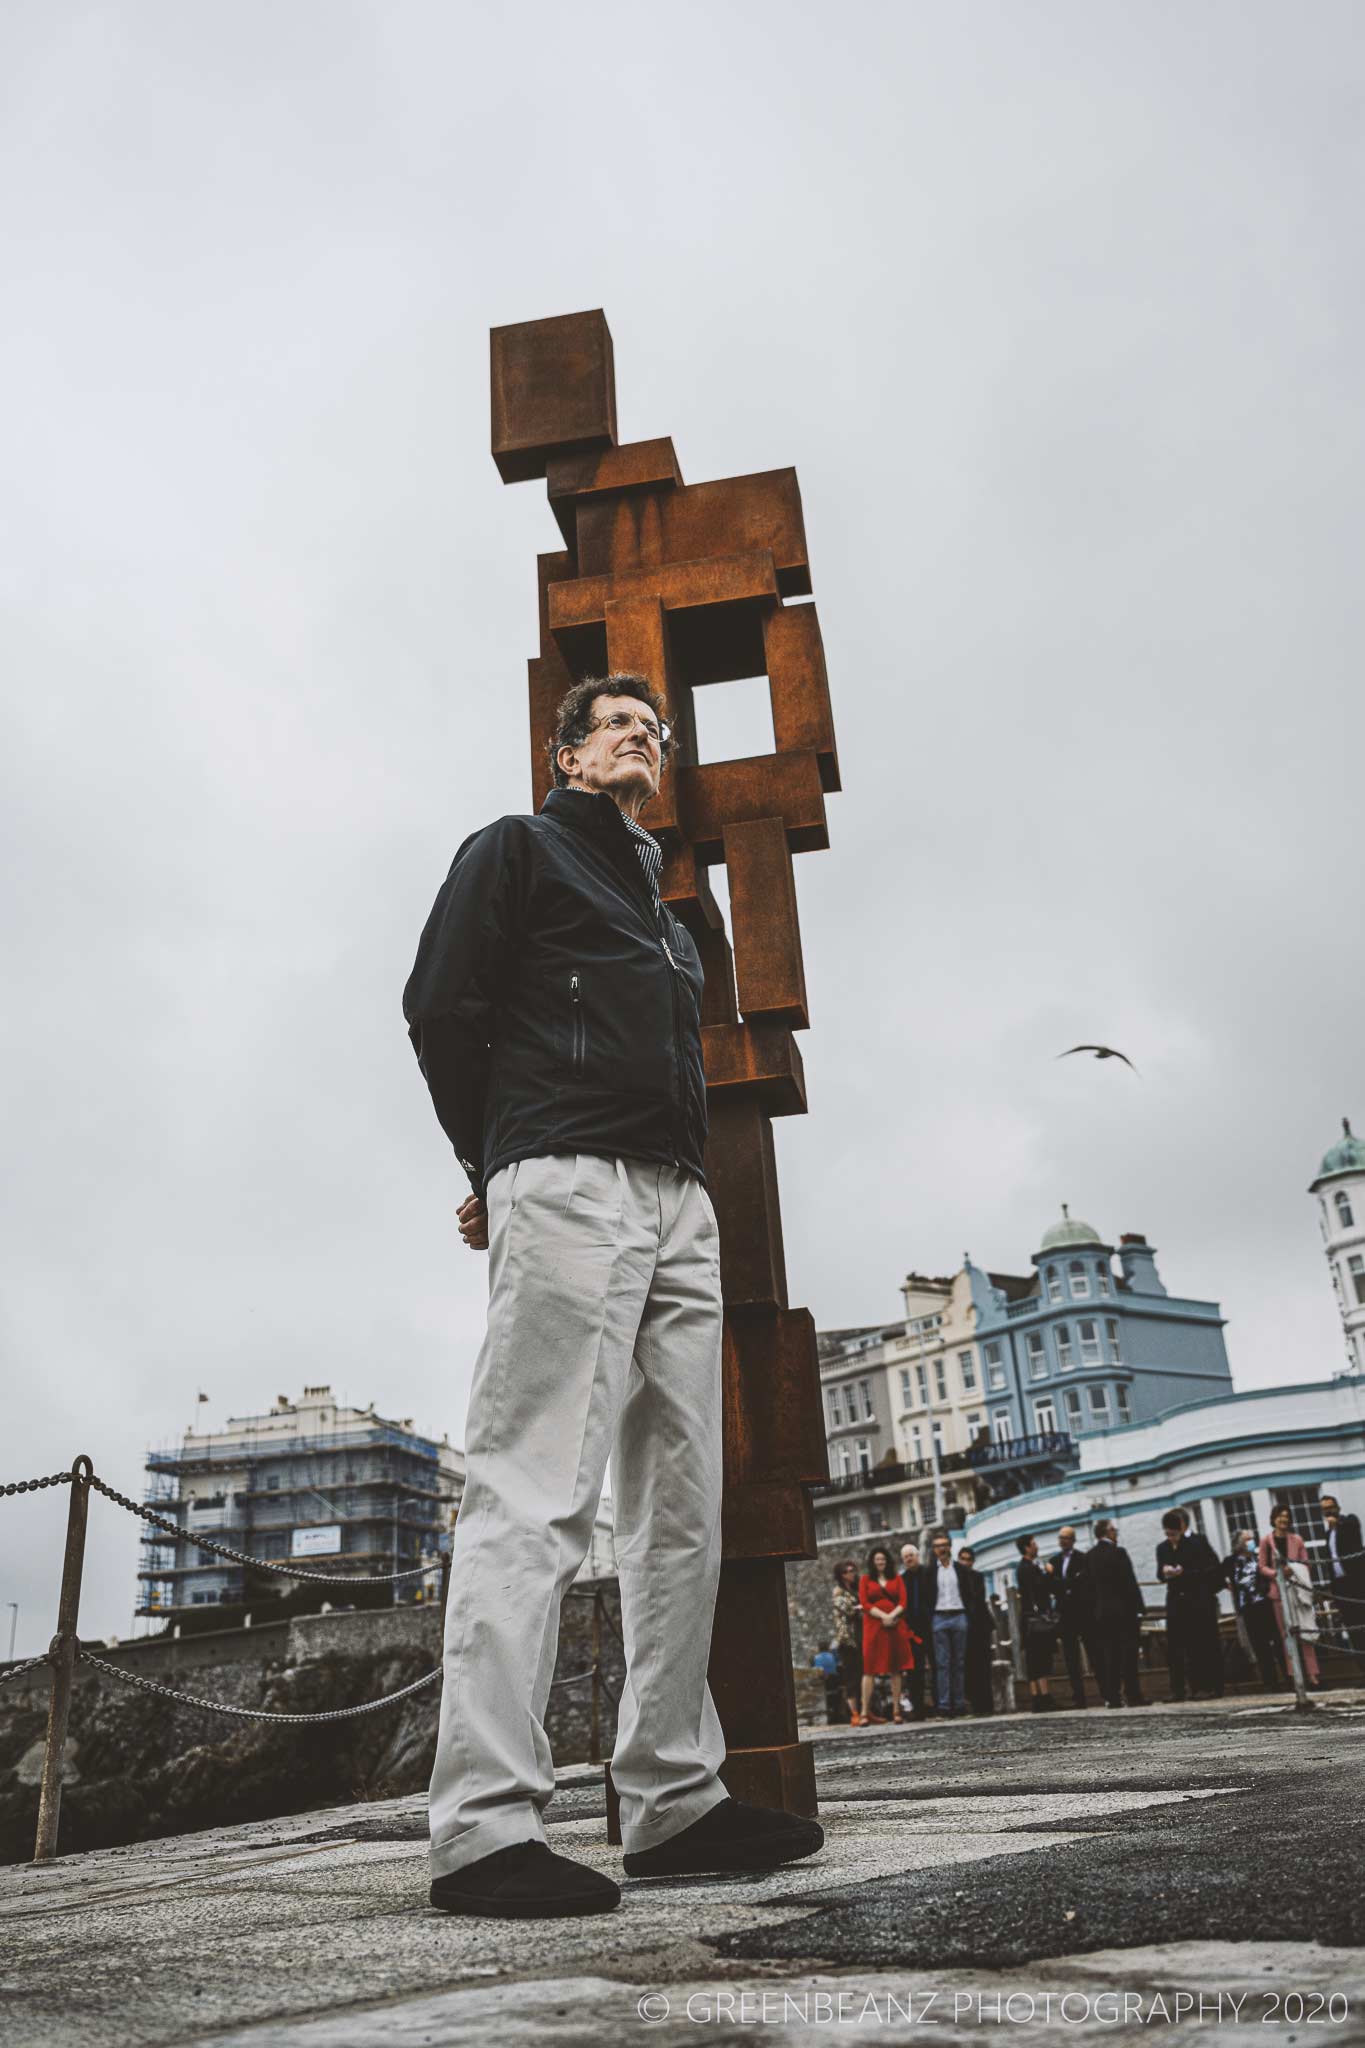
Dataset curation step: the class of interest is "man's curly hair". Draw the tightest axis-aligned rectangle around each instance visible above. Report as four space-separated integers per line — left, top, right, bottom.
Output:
548 673 675 791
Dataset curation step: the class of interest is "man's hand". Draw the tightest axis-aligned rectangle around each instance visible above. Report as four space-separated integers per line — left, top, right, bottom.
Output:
457 1193 489 1252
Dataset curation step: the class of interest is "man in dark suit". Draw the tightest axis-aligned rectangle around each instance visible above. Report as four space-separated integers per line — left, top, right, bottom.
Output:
1048 1524 1093 1708
919 1533 974 1716
1155 1508 1225 1700
1087 1519 1146 1707
956 1545 996 1715
1320 1493 1365 1674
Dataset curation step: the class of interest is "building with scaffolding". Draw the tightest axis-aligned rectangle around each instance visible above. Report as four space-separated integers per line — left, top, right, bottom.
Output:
137 1385 466 1624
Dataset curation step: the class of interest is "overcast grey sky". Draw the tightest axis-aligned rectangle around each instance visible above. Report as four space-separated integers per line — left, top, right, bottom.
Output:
4 1 1362 1656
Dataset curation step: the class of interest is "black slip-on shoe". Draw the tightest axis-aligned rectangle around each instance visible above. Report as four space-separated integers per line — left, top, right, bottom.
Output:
430 1839 620 1919
622 1797 824 1880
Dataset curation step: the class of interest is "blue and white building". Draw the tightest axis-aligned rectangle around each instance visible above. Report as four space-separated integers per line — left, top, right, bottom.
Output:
961 1375 1365 1606
812 1207 1235 1541
1310 1117 1365 1376
965 1207 1234 1498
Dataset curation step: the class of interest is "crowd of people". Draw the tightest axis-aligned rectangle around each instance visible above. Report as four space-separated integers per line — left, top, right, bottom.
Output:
825 1536 998 1724
813 1493 1365 1723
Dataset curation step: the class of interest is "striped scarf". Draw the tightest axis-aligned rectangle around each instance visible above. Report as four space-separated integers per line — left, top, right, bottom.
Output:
566 786 662 918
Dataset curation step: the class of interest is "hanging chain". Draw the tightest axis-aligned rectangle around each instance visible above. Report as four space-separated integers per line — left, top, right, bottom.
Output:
77 1647 442 1722
1 1473 73 1498
0 1654 52 1688
76 1650 615 1722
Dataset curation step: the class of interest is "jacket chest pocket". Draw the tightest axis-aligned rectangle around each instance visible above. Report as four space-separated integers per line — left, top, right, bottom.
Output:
570 972 586 1072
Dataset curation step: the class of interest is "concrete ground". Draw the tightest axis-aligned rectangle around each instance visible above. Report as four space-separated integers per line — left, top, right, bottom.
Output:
3 1692 1363 2047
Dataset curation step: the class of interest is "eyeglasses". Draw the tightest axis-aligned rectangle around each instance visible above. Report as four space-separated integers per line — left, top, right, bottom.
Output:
584 709 672 750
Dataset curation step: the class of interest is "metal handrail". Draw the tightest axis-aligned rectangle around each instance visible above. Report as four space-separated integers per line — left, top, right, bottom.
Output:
966 1432 1074 1468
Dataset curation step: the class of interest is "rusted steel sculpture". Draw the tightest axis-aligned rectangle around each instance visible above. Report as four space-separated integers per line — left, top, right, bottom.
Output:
490 308 839 1826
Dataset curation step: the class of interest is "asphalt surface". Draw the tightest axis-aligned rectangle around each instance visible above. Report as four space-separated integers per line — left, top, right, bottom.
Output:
2 1695 1361 2046
716 1702 1365 1970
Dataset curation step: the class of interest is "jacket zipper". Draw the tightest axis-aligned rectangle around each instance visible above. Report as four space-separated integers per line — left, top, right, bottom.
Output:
570 972 585 1072
658 920 685 1164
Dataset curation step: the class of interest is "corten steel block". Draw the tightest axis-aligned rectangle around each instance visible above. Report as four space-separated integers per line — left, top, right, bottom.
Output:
604 1741 816 1845
530 553 579 804
546 437 683 548
722 1478 816 1559
679 751 828 863
763 603 841 793
527 657 565 811
659 840 723 929
723 817 809 1031
702 1021 806 1117
601 592 698 842
709 1560 800 1748
705 1094 787 1310
720 1742 818 1820
490 310 617 483
691 920 739 1026
575 469 811 599
722 1308 827 1488
548 549 779 686
536 551 576 664
604 590 672 694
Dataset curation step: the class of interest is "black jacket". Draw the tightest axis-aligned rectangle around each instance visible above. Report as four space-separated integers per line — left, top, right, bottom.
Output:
1327 1512 1365 1598
1155 1532 1222 1612
962 1566 994 1635
402 787 708 1200
1048 1546 1089 1627
1016 1557 1056 1625
919 1557 977 1620
898 1564 929 1632
1086 1539 1144 1630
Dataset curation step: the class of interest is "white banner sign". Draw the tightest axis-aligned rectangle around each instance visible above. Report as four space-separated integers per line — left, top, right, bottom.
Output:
291 1525 342 1558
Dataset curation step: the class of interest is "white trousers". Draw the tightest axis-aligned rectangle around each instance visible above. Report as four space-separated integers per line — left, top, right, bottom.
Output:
428 1151 729 1878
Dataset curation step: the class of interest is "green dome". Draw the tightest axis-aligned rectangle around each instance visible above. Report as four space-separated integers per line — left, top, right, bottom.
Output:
1317 1118 1365 1180
1039 1204 1105 1253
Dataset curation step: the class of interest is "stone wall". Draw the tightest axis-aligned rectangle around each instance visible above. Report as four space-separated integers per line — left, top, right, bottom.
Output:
0 1579 624 1865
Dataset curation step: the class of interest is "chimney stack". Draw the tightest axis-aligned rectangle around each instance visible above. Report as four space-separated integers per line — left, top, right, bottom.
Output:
1118 1233 1167 1297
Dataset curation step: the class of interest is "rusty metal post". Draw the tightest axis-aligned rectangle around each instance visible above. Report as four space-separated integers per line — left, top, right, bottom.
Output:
589 1588 602 1765
1274 1550 1314 1713
491 310 840 1831
32 1455 93 1864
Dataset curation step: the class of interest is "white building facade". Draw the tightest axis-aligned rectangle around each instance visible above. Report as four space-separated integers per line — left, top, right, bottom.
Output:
960 1376 1365 1607
1310 1117 1365 1376
139 1385 465 1623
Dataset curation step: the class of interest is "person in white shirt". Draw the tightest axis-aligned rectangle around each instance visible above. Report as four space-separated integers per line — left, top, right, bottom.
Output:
920 1532 972 1716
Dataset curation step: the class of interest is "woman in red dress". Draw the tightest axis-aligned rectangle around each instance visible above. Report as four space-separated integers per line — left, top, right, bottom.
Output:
857 1545 921 1725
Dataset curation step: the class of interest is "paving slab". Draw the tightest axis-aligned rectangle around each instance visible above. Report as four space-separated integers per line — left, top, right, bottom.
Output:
2 1694 1362 2047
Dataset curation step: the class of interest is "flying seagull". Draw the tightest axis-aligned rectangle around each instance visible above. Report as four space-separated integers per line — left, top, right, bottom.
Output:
1057 1044 1140 1074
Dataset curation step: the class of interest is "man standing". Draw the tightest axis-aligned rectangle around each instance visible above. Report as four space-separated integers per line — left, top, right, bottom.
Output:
898 1542 929 1719
920 1532 972 1717
403 672 823 1918
1086 1520 1146 1708
1155 1509 1225 1701
1048 1525 1093 1709
1320 1493 1365 1674
956 1545 996 1716
1223 1529 1286 1692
